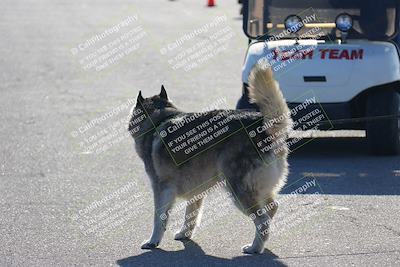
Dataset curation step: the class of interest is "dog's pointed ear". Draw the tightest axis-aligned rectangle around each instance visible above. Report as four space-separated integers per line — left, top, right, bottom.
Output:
160 85 168 100
137 91 144 103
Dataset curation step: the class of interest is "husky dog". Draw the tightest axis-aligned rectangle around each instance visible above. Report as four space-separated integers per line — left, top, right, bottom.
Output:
129 63 291 254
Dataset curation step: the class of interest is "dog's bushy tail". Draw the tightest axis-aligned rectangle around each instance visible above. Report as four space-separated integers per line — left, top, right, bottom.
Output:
248 63 292 136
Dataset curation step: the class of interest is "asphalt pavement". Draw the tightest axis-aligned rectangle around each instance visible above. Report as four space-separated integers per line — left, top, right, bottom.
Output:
0 0 399 266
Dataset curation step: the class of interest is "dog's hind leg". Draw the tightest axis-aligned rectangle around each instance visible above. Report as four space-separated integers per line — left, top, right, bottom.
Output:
242 198 278 254
174 197 203 240
226 174 278 254
219 150 283 254
141 182 177 249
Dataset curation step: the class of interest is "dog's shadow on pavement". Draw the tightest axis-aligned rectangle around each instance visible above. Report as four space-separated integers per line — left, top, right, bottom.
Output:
116 240 287 267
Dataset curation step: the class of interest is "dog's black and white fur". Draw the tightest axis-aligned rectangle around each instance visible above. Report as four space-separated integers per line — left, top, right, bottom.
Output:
129 63 291 254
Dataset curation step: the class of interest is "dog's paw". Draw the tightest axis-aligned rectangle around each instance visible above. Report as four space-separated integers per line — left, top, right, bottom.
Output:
242 244 264 254
141 240 159 249
174 231 191 240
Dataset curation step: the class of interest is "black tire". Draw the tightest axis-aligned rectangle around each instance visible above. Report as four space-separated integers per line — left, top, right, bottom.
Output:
366 89 400 155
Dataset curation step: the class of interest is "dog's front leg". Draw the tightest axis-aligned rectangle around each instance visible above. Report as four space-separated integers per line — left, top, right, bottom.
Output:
141 183 177 249
174 197 203 240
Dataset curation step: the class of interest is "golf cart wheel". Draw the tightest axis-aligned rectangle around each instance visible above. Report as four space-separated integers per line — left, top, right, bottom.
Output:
366 89 400 155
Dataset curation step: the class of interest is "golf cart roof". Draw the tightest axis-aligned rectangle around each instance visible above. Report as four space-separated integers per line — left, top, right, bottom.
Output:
243 0 400 41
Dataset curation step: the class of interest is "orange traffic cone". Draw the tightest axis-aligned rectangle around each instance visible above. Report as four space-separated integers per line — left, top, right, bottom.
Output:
207 0 215 7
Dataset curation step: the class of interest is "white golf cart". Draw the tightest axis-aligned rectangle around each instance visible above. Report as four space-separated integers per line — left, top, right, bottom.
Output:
237 0 400 155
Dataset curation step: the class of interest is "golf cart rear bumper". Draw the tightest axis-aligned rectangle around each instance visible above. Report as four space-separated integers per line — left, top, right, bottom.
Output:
236 84 363 130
